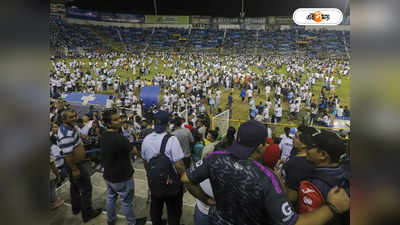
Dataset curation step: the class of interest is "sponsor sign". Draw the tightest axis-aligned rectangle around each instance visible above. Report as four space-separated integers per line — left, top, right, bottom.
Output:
145 15 189 24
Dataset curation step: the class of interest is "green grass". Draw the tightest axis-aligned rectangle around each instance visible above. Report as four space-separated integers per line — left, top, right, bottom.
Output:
51 54 350 136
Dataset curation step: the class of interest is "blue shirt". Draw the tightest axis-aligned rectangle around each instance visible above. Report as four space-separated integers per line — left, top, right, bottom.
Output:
240 90 246 98
57 124 82 154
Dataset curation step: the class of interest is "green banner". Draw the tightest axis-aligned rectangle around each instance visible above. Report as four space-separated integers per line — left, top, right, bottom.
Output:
145 15 189 24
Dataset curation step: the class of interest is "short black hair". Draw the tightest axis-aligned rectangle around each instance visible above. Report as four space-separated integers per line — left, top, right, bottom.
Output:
208 130 218 140
103 109 117 127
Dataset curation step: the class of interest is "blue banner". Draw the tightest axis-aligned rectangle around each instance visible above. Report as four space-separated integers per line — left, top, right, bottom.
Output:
101 13 145 23
140 86 161 111
66 7 100 20
64 92 110 106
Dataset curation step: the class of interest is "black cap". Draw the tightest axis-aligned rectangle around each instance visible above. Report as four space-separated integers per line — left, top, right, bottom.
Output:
307 130 346 162
154 110 169 133
226 120 268 159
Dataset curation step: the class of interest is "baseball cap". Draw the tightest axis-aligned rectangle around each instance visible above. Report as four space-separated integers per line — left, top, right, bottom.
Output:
289 127 297 138
307 130 346 163
226 120 268 160
154 110 169 133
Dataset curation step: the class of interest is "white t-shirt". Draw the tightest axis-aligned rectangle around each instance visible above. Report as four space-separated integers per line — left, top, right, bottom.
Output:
337 108 344 117
279 135 294 162
275 107 282 117
196 178 214 215
247 89 253 98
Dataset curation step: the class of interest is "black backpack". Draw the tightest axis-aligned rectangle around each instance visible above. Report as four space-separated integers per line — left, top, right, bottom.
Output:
146 134 183 197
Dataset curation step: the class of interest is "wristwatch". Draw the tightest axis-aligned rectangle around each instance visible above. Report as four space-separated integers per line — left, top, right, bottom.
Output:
326 201 339 216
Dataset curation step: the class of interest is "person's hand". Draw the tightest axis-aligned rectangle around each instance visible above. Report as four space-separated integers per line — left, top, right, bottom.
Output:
327 186 350 213
206 198 216 206
71 167 80 178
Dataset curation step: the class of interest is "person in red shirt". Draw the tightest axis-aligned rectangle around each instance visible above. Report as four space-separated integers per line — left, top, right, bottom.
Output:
263 137 280 169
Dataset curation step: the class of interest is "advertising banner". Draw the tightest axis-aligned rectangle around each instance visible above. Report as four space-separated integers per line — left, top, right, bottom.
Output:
275 16 294 25
245 24 265 30
66 7 100 20
191 16 211 24
145 15 189 24
101 13 145 23
213 17 239 24
244 17 266 24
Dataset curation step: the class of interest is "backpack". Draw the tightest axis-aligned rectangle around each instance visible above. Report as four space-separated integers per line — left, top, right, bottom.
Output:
298 173 350 225
146 134 183 197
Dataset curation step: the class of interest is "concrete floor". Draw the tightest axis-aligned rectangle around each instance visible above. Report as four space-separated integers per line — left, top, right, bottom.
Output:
50 160 196 225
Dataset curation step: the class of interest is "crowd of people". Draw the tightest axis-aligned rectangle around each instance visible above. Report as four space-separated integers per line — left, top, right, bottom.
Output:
49 17 351 225
50 49 350 130
50 93 350 225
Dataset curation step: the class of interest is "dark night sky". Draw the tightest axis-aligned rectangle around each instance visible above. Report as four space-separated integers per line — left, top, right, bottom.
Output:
66 0 348 17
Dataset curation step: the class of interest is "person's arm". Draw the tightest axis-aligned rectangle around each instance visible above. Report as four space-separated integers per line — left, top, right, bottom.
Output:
181 171 216 205
295 186 349 225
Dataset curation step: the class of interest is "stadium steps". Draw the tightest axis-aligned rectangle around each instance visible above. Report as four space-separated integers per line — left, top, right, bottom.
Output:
50 159 196 225
88 26 124 51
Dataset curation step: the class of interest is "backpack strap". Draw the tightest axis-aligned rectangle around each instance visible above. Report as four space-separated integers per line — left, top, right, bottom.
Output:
160 134 172 155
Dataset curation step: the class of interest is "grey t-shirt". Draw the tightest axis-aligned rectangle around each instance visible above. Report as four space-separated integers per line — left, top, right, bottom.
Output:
172 128 194 158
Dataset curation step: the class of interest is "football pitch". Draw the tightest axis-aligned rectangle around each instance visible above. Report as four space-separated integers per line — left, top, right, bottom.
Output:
51 54 350 136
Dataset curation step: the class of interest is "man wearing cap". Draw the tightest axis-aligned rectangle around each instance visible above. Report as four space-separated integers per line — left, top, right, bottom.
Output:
297 130 350 225
141 110 187 225
181 120 350 225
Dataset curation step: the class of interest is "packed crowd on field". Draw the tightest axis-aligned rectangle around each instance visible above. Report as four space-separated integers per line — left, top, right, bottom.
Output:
50 50 350 128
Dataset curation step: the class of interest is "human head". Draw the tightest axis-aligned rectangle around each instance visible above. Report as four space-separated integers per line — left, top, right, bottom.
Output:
294 125 317 152
174 117 183 128
305 130 346 166
226 126 236 138
103 109 121 130
206 130 218 142
226 120 268 161
62 109 77 127
154 110 170 133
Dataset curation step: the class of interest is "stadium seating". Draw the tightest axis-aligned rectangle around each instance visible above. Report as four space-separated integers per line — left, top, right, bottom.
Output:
50 15 349 56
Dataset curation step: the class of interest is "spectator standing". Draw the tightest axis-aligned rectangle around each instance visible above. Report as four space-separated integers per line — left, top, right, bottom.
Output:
182 120 350 225
279 127 294 162
57 110 102 223
192 132 205 163
172 117 195 169
100 109 146 225
297 130 350 225
201 130 219 158
141 111 187 225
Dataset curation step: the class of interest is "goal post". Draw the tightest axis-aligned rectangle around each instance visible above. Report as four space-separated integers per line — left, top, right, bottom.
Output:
212 109 230 137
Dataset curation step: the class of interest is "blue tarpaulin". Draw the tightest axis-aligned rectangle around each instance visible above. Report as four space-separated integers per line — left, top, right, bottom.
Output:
140 86 161 111
64 92 110 106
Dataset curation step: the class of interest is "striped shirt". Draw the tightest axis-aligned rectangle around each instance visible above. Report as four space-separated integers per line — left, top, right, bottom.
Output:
57 124 82 154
